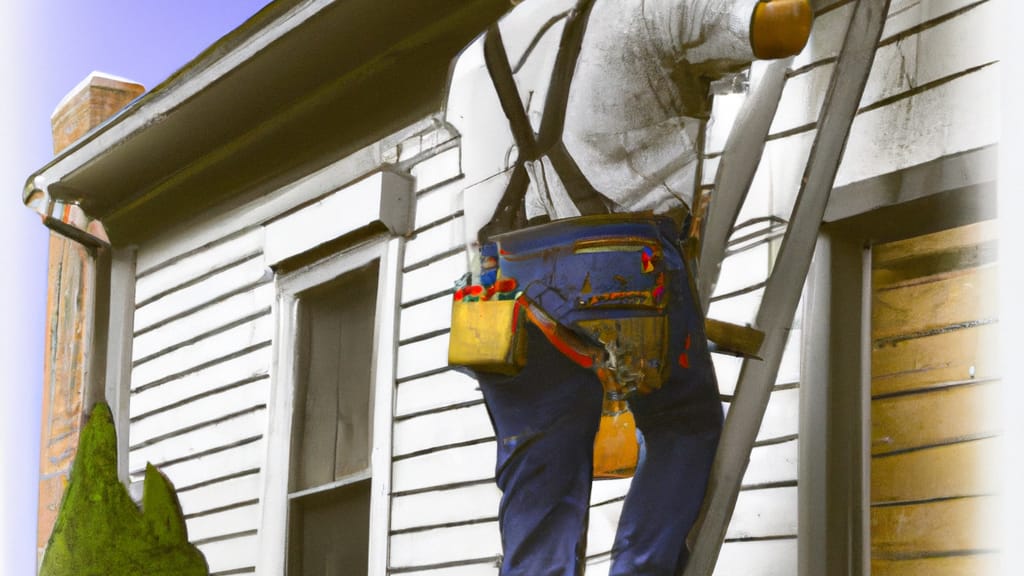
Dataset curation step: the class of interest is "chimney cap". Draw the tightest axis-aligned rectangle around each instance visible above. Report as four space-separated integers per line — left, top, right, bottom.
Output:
51 71 145 121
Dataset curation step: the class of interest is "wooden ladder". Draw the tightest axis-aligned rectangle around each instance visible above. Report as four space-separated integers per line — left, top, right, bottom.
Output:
684 1 892 574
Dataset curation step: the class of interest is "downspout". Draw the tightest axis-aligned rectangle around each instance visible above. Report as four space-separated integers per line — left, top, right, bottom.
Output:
26 71 143 568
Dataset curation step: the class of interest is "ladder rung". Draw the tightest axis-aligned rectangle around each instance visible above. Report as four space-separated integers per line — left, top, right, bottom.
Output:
705 318 764 359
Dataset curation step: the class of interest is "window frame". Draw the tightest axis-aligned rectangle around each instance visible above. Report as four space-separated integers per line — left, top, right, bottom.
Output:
258 233 402 576
799 157 997 575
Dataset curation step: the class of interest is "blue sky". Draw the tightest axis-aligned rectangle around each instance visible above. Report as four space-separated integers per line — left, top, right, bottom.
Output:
0 3 271 573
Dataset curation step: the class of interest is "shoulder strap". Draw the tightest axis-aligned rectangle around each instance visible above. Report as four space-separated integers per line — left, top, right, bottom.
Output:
478 0 608 241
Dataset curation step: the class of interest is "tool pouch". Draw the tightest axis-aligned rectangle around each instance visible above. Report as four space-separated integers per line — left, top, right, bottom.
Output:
448 296 528 375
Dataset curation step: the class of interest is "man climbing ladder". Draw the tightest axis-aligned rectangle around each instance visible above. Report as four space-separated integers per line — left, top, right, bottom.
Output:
446 1 812 574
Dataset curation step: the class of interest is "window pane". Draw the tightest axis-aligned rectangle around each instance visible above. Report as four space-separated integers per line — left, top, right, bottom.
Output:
295 261 379 490
288 480 371 575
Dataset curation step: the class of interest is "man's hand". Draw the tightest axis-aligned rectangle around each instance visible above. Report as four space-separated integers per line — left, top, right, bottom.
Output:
751 0 813 59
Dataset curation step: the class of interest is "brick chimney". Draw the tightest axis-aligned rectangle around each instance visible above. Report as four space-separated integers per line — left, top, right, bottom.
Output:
50 72 145 153
37 72 144 565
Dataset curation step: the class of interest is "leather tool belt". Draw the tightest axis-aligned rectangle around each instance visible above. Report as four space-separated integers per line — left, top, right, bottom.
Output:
449 213 682 396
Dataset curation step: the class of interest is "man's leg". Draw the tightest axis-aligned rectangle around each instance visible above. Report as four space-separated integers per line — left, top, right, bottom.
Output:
478 323 604 576
609 264 724 576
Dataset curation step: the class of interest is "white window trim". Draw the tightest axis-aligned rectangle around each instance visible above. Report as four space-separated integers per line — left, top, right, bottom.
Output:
258 233 402 576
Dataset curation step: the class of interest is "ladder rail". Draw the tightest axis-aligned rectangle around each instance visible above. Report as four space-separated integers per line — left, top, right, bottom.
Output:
698 57 792 312
684 1 892 574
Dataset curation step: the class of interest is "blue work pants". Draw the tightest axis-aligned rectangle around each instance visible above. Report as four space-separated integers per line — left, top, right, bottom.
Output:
477 242 723 576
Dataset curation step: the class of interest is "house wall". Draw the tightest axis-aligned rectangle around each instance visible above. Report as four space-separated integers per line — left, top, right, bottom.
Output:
117 0 999 574
128 226 273 575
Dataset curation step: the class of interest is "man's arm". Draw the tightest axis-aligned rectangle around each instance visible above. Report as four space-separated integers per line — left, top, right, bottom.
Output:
658 0 812 68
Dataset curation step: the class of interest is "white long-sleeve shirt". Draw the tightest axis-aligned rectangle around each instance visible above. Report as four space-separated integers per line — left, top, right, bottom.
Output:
492 0 761 220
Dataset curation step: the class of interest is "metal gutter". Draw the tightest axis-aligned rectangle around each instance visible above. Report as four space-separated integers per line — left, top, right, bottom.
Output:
23 0 508 245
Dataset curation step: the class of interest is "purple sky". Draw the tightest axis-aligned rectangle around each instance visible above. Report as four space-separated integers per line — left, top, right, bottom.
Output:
0 2 271 573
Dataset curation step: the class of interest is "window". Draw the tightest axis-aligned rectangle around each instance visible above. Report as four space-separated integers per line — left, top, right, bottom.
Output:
288 260 379 574
259 237 400 576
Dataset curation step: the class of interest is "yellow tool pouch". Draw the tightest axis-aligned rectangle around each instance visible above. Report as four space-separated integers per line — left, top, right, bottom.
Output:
448 297 527 375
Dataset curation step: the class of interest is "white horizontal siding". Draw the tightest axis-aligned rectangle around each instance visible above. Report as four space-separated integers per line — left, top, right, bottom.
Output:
392 442 496 494
726 486 799 540
130 228 273 575
390 521 501 569
129 349 270 419
176 472 262 516
135 228 264 302
399 294 453 342
391 483 502 532
129 408 268 474
414 178 465 230
401 251 467 305
131 315 273 391
130 378 268 447
186 502 261 543
395 369 483 418
393 404 493 457
395 562 500 576
134 255 270 333
197 533 259 575
713 538 797 576
396 333 451 381
132 283 273 363
743 438 799 488
404 216 466 269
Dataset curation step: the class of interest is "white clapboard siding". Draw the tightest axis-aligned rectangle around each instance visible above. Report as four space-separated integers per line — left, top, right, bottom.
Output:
587 499 625 557
131 315 273 391
134 255 270 332
585 555 613 576
590 477 633 506
720 387 800 444
130 378 269 446
762 130 818 220
711 354 742 397
393 404 493 457
708 287 765 329
396 333 451 381
838 64 998 188
391 441 496 494
197 533 260 575
704 91 746 155
743 439 799 488
410 147 463 193
176 471 262 515
405 216 466 269
789 1 852 71
770 63 831 136
129 409 267 473
713 539 797 576
129 349 270 418
186 502 261 543
397 562 501 576
714 241 770 298
395 369 484 418
135 228 264 299
881 0 987 41
132 283 274 363
399 294 454 342
391 483 502 532
414 178 466 231
130 224 275 576
402 251 468 305
390 521 501 568
148 438 264 489
726 486 799 540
